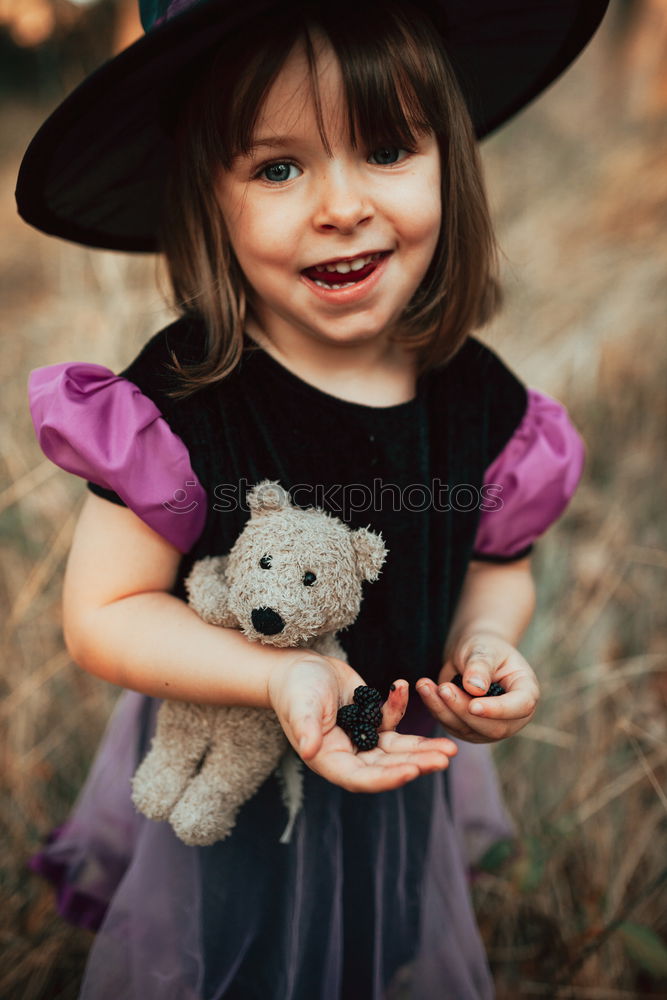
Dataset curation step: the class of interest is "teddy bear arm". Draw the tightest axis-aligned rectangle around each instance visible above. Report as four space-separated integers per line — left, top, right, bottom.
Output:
185 555 237 627
311 632 348 662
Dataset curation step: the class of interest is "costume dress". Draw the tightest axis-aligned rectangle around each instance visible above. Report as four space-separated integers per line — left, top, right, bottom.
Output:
28 317 585 1000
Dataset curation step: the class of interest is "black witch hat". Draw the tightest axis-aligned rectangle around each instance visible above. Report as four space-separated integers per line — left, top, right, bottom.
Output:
15 0 609 253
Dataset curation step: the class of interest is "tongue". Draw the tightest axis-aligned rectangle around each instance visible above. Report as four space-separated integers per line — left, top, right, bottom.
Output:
302 260 377 284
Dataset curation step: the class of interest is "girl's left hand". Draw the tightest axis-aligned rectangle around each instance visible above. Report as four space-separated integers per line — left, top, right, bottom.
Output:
415 630 540 744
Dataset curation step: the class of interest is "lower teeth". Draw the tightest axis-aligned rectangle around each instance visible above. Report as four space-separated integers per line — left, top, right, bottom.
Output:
314 279 357 289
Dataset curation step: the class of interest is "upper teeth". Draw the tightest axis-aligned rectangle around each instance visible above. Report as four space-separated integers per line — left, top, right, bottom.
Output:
313 252 382 274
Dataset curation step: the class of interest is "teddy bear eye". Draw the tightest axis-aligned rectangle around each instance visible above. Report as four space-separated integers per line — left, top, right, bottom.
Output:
259 554 272 569
303 571 317 586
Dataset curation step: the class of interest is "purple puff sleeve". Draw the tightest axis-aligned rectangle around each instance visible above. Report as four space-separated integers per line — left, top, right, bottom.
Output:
28 363 207 554
472 388 585 562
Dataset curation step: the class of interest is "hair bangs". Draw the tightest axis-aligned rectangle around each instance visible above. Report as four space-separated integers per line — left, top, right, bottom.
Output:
315 1 449 153
162 1 501 397
206 27 305 170
208 3 450 171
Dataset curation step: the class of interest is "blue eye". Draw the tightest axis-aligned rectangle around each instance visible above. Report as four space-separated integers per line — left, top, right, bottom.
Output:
368 147 408 165
260 161 301 183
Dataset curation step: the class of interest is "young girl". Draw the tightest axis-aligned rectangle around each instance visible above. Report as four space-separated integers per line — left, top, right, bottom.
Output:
19 0 605 996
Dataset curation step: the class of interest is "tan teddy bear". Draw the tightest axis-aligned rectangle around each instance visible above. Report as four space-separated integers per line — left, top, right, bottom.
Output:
130 480 387 846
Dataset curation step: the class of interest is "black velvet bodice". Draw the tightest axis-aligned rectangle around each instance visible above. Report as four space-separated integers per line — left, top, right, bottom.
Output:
89 316 528 731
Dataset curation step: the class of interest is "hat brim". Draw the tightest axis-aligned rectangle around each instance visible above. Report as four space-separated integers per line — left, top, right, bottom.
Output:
15 0 609 253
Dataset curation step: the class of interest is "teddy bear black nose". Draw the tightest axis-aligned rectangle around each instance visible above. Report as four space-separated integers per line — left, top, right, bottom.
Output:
251 607 285 635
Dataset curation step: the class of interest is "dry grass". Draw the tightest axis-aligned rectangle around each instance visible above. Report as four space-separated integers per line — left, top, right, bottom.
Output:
2 4 666 997
472 332 667 997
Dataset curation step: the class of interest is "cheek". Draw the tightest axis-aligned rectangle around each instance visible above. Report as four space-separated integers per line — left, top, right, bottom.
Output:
408 183 442 248
229 201 301 277
215 181 276 272
388 169 441 253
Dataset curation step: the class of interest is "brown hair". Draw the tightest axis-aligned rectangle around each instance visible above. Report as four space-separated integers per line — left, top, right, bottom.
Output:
160 0 501 396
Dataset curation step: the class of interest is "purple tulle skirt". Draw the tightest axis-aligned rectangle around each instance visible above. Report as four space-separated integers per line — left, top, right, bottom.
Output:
30 691 515 999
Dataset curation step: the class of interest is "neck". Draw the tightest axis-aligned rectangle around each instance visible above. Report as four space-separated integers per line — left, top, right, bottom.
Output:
245 318 418 407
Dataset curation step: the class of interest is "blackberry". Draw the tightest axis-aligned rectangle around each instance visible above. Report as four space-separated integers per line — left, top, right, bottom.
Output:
451 673 505 697
353 686 383 713
366 707 383 728
348 719 379 751
338 688 383 751
337 703 362 732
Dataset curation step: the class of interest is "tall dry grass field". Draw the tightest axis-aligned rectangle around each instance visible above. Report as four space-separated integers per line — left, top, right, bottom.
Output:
1 3 666 998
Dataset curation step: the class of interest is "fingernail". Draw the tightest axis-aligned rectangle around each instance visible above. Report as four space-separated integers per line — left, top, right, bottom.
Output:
468 677 486 691
440 685 454 700
469 702 484 715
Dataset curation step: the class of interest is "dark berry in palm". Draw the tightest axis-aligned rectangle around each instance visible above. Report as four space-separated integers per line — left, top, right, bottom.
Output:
451 673 505 697
353 686 383 713
366 707 383 728
349 720 379 751
337 703 362 732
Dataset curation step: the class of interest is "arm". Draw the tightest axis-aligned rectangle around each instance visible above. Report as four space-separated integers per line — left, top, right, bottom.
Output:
64 493 458 787
444 555 536 655
416 556 540 743
64 493 296 707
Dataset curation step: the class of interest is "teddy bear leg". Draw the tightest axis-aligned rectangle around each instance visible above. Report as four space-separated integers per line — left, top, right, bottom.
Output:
168 707 288 846
276 748 304 844
131 702 214 821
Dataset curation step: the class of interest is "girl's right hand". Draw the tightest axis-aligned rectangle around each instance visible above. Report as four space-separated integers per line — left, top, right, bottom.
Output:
267 652 458 793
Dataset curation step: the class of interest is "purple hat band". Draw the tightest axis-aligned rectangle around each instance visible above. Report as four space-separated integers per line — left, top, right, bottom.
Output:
164 0 195 15
147 0 208 30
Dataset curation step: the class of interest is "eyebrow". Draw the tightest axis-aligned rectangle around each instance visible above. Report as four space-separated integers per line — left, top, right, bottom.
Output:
247 136 301 151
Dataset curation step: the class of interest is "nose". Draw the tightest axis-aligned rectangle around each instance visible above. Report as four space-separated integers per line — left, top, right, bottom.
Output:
251 607 285 636
312 163 373 233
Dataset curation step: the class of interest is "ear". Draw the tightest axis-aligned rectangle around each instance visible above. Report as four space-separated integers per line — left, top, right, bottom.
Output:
247 480 292 518
350 527 388 582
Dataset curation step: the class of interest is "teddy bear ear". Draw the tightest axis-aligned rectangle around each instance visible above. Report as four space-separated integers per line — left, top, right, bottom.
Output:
350 527 388 582
246 480 292 518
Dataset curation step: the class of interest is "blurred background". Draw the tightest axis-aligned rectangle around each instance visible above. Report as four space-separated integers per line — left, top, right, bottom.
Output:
1 1 666 996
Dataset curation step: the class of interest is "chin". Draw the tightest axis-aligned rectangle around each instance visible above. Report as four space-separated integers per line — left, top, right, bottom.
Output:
309 318 394 348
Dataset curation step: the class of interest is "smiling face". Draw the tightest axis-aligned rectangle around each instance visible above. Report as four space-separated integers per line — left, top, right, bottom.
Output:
215 33 441 355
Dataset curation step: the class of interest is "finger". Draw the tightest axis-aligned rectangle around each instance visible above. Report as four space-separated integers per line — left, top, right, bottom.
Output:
309 731 454 791
379 731 458 757
292 709 325 759
372 738 456 766
376 748 454 773
379 679 409 731
417 678 526 742
467 687 537 722
314 751 422 792
415 680 478 739
460 647 496 695
437 663 490 698
364 746 453 769
348 765 423 793
439 682 526 740
345 755 452 792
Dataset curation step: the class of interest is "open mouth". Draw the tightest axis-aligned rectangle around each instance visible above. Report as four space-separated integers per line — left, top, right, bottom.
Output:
301 251 390 289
